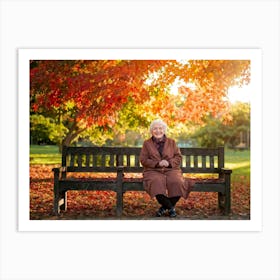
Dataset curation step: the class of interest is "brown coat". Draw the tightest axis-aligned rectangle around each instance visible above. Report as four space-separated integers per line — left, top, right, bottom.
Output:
140 137 190 199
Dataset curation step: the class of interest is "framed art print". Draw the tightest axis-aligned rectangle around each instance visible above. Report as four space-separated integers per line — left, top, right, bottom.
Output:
18 48 262 232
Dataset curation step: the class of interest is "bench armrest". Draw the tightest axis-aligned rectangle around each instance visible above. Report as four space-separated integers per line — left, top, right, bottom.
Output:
220 168 232 174
52 166 66 172
52 167 67 179
219 168 232 183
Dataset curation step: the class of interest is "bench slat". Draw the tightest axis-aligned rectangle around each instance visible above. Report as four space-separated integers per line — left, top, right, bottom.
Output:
70 153 75 166
78 154 82 167
100 154 104 166
210 155 215 168
117 155 123 166
126 155 131 166
59 180 118 192
202 155 206 168
181 167 220 173
109 154 115 166
193 155 198 168
86 153 90 167
186 155 190 167
135 155 140 167
66 166 120 172
192 183 225 193
93 154 97 167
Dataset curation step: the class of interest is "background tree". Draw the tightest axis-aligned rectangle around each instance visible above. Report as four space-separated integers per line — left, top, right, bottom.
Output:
226 102 250 148
191 102 250 148
30 114 68 145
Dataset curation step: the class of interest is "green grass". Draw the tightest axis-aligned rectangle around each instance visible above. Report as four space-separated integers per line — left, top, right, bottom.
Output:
30 145 250 178
30 145 61 164
224 149 250 184
225 148 250 177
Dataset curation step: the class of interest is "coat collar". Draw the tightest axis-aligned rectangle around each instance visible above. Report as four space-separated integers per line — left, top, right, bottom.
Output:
151 134 166 144
148 136 168 158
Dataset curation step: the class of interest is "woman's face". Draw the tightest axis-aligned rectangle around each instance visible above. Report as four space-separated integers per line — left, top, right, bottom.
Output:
151 124 165 139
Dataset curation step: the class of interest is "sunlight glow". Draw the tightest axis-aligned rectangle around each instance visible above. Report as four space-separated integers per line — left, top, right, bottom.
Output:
227 85 251 104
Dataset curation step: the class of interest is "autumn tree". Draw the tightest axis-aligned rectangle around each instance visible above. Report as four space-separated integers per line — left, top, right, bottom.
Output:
30 60 166 146
30 59 250 146
191 102 250 148
143 60 250 125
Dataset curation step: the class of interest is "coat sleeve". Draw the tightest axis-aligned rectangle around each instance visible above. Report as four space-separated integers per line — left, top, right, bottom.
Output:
140 140 159 168
168 141 182 168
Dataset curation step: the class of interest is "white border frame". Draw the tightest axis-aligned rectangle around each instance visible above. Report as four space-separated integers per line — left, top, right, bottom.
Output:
18 48 262 232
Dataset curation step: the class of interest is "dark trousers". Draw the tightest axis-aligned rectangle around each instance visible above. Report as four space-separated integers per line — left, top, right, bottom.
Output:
155 194 180 210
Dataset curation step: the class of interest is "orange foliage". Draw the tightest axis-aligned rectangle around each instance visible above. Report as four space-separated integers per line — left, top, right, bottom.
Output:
30 59 250 128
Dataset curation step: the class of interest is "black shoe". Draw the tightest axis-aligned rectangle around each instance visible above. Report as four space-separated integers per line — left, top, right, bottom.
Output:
156 206 166 217
168 207 177 218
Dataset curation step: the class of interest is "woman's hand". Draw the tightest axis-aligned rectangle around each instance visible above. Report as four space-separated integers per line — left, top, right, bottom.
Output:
158 159 169 167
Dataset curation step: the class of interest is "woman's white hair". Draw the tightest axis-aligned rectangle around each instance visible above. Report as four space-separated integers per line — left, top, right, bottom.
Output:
149 119 168 134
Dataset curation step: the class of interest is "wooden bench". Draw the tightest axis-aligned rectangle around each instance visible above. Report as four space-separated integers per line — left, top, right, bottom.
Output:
53 146 232 216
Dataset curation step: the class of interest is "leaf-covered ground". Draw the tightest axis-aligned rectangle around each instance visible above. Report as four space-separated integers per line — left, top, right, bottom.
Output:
30 165 250 220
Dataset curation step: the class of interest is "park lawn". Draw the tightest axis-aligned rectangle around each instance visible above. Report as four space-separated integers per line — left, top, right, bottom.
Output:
30 145 61 164
225 149 250 183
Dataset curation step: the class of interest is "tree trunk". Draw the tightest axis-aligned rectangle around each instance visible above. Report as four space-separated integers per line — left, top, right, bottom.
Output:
59 130 83 152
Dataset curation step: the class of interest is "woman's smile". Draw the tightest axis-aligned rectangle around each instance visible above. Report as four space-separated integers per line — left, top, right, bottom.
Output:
152 125 165 138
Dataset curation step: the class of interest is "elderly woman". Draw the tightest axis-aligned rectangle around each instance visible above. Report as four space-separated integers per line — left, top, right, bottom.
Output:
140 119 190 217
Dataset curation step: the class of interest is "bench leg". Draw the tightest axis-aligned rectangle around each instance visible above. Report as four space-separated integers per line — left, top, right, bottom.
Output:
54 195 60 215
218 192 225 210
53 172 66 215
224 175 231 215
54 189 67 215
54 182 60 215
224 189 231 215
59 191 67 211
218 192 230 215
116 190 123 217
116 168 124 217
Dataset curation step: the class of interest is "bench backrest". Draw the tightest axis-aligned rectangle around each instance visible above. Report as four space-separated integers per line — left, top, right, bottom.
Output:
62 146 225 174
